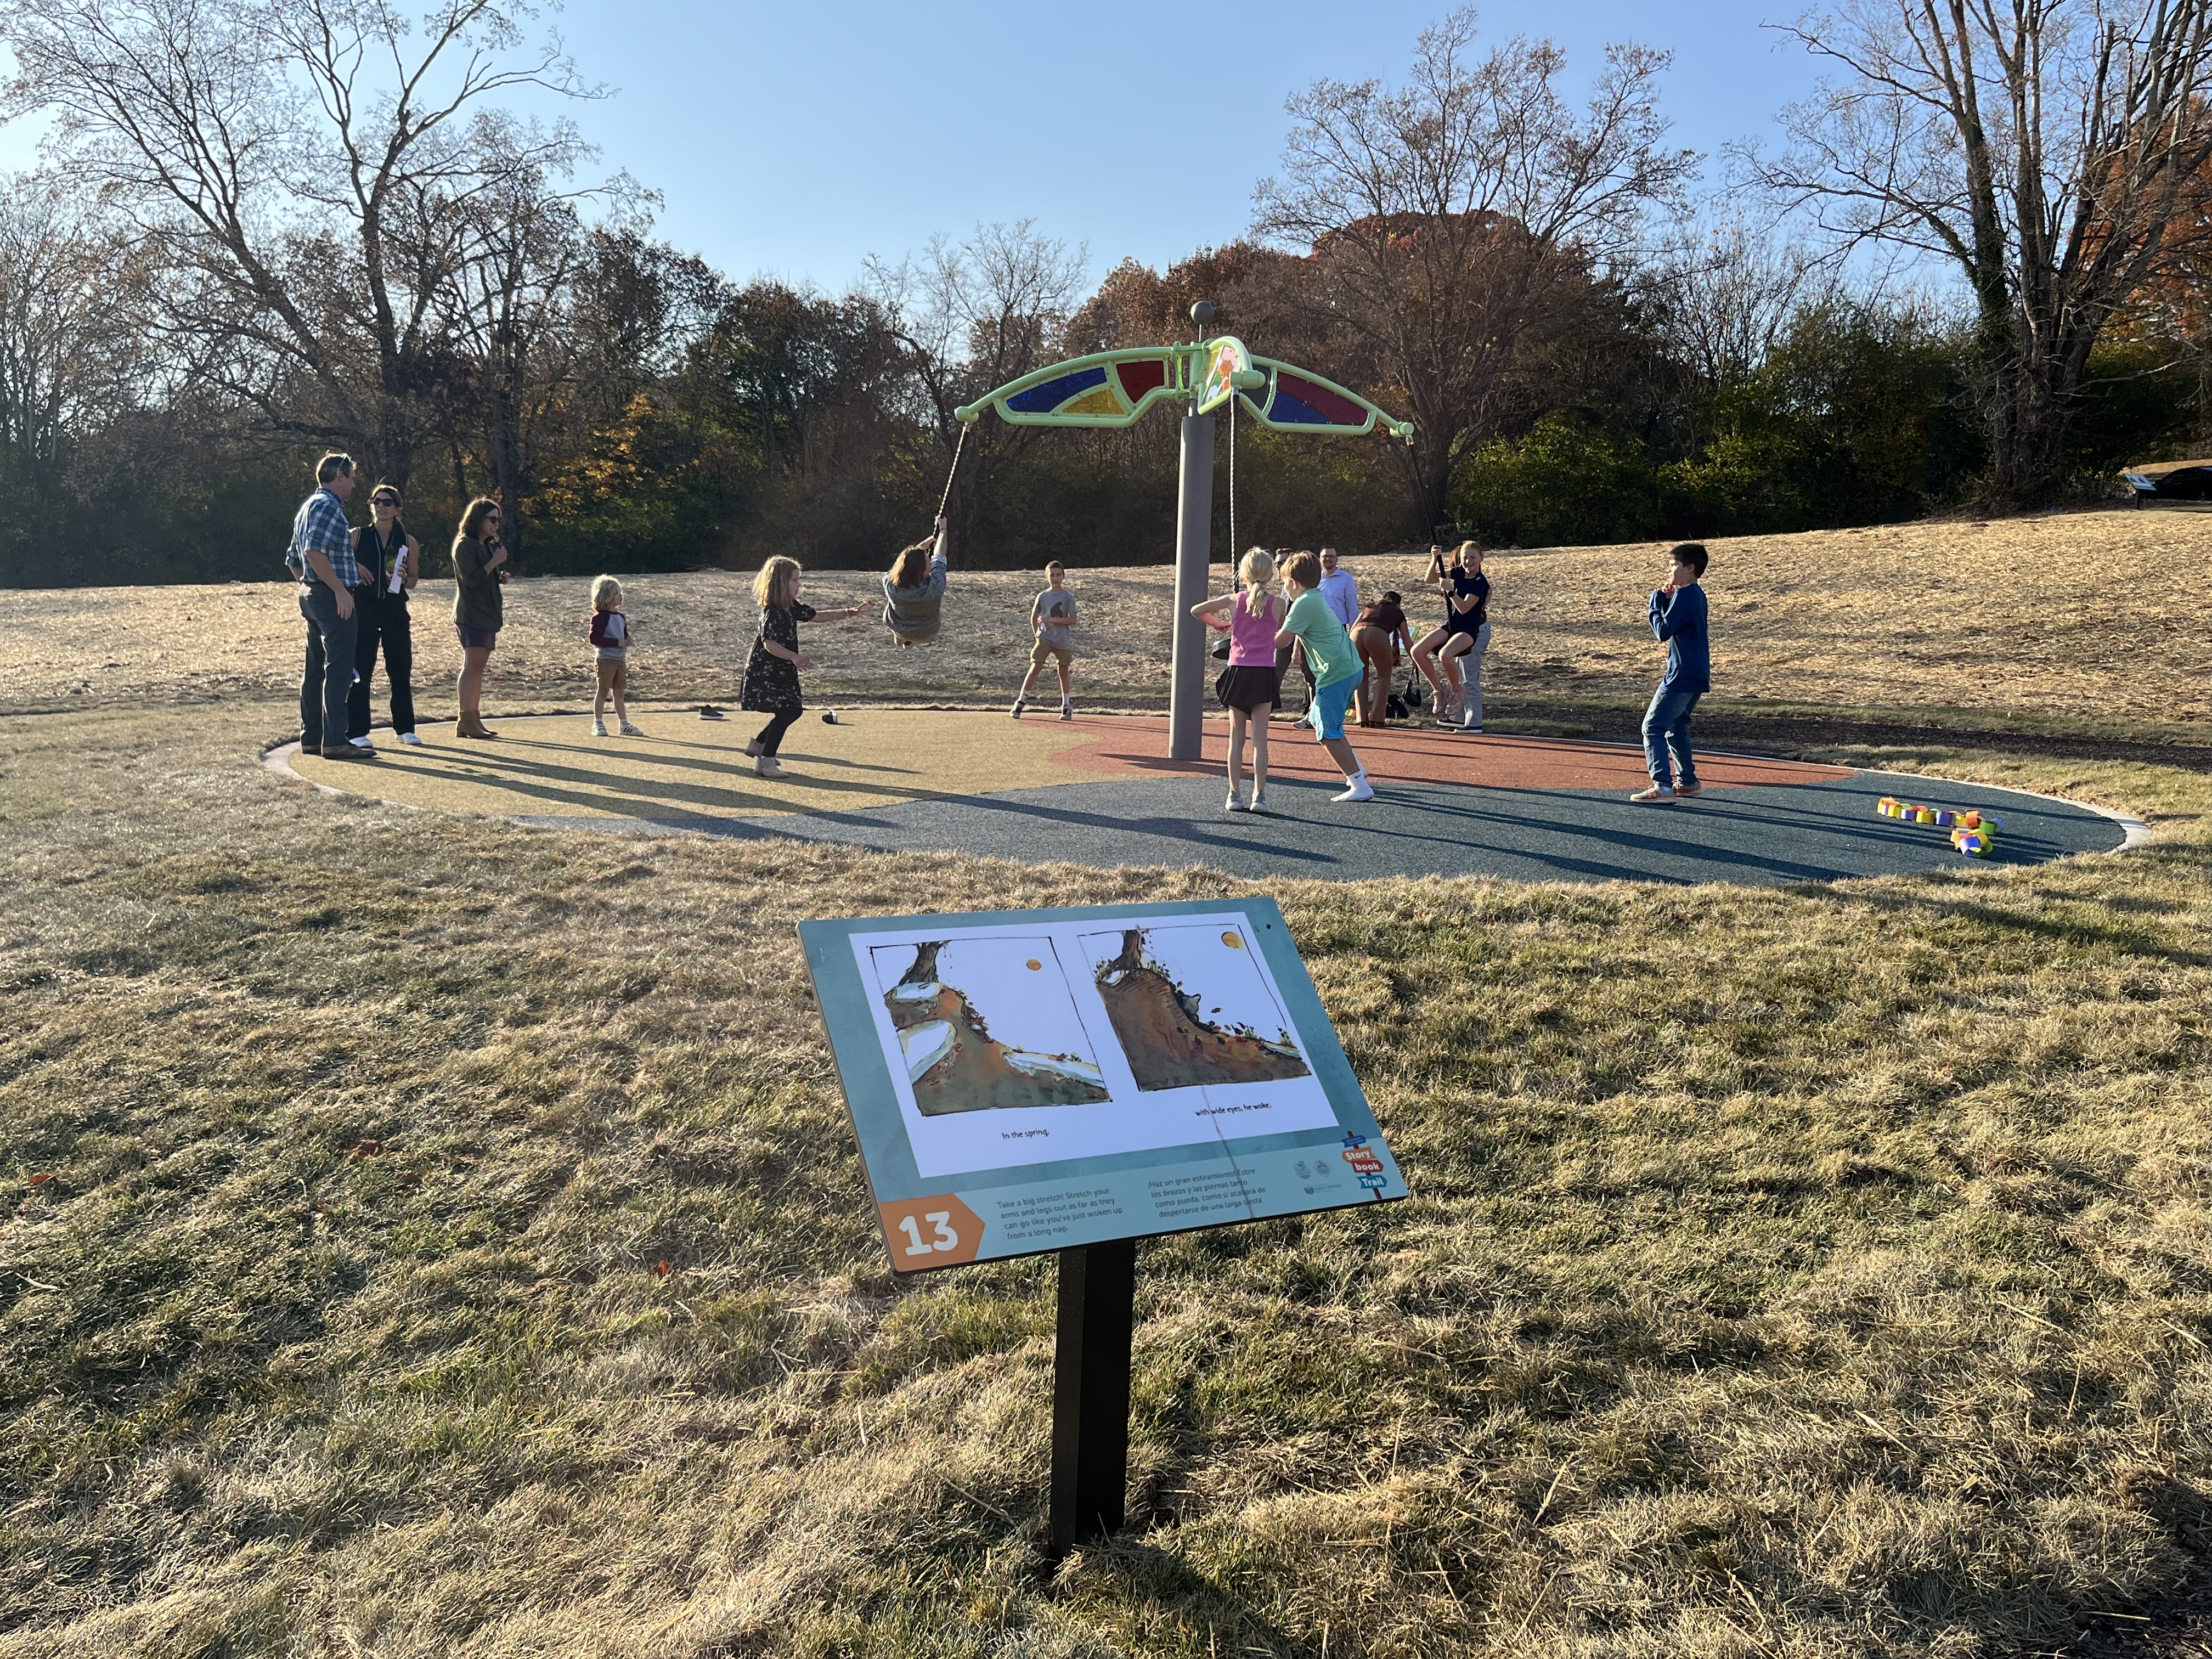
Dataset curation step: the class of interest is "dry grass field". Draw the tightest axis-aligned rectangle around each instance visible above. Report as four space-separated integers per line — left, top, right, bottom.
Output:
2 510 2210 1658
7 507 2211 727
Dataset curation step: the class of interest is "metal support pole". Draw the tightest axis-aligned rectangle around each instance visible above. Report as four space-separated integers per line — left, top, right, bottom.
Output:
1169 411 1215 761
1048 1239 1136 1553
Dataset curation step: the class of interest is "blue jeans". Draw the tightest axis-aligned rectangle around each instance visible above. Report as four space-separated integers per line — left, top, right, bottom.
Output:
1643 683 1701 789
299 584 359 752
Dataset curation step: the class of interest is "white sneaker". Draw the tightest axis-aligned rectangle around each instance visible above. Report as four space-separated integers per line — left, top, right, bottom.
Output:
591 719 608 737
755 756 785 778
1059 703 1073 721
1249 787 1267 813
1224 791 1245 813
1334 777 1375 803
618 720 644 736
398 731 424 747
348 735 376 751
1629 785 1676 804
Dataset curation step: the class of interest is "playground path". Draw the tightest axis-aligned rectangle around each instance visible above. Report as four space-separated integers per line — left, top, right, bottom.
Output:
280 711 2129 885
15 507 2212 725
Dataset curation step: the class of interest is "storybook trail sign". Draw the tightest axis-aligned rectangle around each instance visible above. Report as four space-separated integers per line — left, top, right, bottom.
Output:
799 896 1404 1551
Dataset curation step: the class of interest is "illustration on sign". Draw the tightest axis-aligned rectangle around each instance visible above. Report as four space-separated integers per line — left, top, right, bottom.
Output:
874 937 1110 1114
1085 925 1311 1092
801 899 1405 1273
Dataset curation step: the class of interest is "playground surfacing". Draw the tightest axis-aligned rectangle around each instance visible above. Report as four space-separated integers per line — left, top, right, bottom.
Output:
281 709 2135 884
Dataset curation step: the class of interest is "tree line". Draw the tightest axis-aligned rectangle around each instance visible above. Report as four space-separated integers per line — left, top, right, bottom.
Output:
1 1 2207 589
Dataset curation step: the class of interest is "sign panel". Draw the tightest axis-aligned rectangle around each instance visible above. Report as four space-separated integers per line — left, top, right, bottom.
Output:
799 898 1404 1273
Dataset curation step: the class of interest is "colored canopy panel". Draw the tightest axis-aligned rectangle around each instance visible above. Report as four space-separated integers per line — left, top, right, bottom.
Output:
1007 366 1108 415
955 342 1410 441
1268 372 1368 428
960 349 1189 428
1114 358 1167 403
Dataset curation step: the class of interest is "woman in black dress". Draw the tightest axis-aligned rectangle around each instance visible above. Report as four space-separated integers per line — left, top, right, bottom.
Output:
738 556 867 779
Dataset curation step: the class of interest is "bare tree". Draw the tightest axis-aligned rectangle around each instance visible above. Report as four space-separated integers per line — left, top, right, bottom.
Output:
1254 7 1696 529
0 0 600 486
1639 219 1834 390
1753 0 2212 500
0 176 143 490
417 114 647 563
866 219 1088 548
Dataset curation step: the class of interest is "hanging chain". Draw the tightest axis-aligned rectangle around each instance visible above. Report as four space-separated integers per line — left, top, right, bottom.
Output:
936 421 969 523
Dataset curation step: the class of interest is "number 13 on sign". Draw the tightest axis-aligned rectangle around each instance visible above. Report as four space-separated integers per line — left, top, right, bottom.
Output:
898 1212 960 1256
876 1194 984 1271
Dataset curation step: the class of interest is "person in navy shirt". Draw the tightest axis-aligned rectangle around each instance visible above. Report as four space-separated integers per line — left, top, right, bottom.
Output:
1630 543 1711 804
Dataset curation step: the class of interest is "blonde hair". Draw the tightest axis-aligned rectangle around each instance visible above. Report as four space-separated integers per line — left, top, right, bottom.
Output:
590 575 622 611
1455 539 1483 562
1238 546 1274 589
753 556 800 610
1282 549 1322 589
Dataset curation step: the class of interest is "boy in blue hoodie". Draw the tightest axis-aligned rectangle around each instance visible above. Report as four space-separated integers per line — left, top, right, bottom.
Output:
1630 543 1710 804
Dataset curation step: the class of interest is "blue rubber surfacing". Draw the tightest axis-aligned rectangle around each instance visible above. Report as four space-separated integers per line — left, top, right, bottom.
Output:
507 768 2129 886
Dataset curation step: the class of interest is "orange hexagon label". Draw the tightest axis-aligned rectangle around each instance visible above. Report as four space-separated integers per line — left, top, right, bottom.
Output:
878 1193 985 1272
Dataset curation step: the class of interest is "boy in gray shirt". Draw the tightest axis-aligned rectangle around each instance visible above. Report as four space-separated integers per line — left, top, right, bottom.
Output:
1011 561 1079 720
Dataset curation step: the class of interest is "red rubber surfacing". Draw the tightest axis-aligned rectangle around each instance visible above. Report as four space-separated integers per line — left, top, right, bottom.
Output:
1040 715 1854 792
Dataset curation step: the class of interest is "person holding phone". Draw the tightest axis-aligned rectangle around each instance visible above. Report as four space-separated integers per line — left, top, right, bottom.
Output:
451 496 509 740
1631 543 1711 803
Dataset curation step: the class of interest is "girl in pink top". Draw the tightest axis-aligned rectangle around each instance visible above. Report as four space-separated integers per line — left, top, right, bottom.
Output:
1190 548 1285 813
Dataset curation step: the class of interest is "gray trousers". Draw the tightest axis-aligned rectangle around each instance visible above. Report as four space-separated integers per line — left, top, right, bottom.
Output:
299 584 358 752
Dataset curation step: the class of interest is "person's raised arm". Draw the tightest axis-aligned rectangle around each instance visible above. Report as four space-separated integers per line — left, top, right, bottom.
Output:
1191 594 1236 627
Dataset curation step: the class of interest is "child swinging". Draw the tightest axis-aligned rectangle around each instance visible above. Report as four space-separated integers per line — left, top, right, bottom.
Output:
882 515 952 646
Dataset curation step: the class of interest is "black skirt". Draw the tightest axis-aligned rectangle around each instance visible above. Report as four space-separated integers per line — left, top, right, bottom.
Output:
1217 664 1282 713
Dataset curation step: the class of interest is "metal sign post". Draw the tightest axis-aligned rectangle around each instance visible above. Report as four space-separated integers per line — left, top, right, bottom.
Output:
1049 1238 1137 1551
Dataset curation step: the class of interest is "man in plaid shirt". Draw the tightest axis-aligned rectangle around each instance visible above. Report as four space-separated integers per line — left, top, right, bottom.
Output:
289 453 371 760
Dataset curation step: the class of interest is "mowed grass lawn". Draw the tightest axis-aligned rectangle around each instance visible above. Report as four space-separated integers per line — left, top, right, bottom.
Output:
2 701 2210 1644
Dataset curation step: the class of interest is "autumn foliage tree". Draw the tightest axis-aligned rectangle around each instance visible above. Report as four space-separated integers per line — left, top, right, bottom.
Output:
1253 8 1695 531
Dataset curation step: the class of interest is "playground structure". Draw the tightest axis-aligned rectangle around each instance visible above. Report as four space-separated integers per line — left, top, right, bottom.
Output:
953 301 1414 761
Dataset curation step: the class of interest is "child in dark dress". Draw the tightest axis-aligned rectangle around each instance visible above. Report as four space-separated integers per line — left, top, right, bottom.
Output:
738 556 867 779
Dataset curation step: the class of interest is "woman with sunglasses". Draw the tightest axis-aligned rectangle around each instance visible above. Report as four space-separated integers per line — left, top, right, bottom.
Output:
451 496 510 739
346 483 421 747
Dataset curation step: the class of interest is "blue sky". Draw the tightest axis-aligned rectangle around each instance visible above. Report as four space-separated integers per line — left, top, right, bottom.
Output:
0 1 1828 295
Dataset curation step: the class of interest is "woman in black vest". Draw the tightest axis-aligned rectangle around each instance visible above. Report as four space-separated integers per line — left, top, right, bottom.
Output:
347 483 421 747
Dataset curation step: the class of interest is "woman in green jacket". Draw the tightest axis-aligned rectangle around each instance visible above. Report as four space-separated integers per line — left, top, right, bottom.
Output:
451 496 509 739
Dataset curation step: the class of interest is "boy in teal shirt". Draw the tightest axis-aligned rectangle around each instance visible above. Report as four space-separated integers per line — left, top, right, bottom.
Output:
1276 549 1373 802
